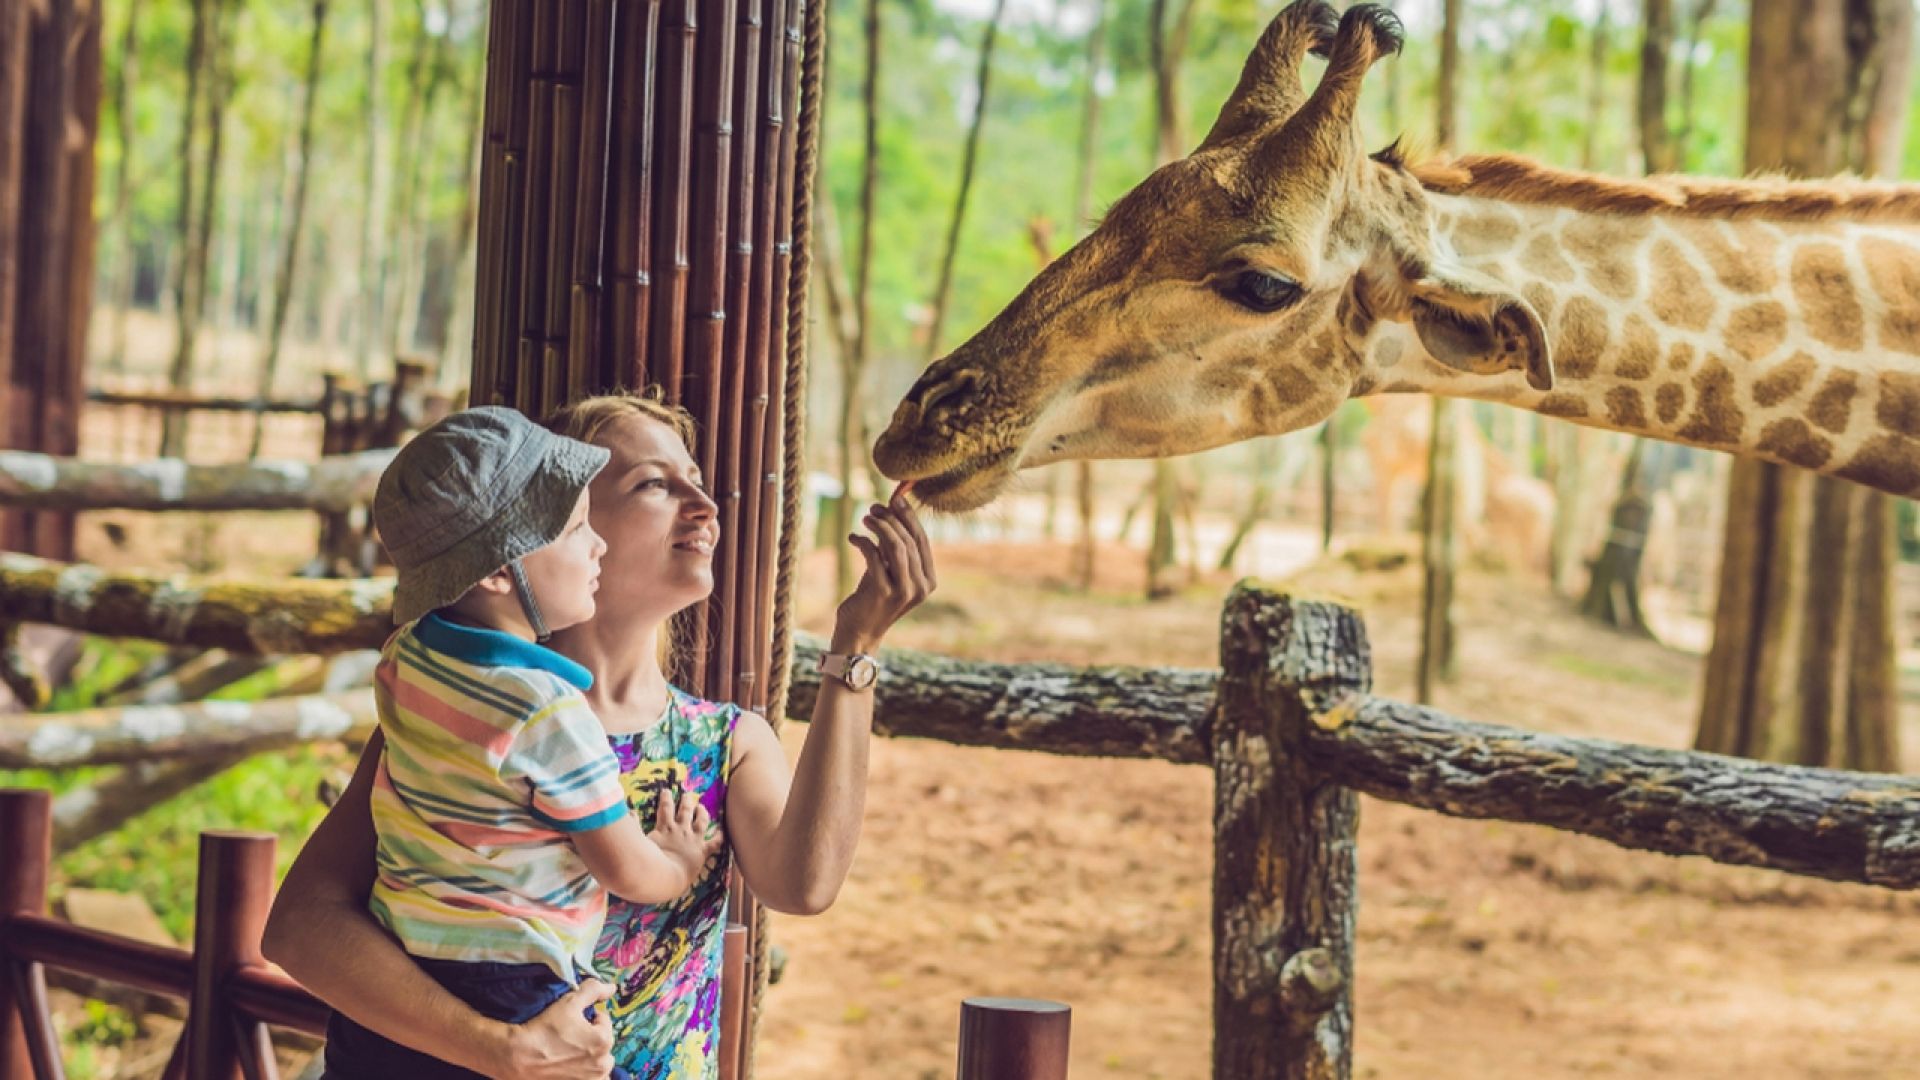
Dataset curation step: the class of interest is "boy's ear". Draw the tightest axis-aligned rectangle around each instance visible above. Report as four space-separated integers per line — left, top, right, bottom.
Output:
468 567 517 596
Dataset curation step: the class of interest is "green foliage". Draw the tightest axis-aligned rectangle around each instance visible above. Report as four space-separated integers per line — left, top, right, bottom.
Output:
3 636 351 938
71 1000 140 1048
44 745 346 941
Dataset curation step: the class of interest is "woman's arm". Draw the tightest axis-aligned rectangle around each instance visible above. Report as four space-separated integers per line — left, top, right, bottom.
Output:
262 731 615 1080
729 493 935 915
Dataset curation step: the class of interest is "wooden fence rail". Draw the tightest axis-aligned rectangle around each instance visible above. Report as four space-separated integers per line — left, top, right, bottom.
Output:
0 555 392 654
0 690 373 769
0 450 396 513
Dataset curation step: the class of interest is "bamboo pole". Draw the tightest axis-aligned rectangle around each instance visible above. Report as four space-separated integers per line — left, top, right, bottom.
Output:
686 0 737 696
711 0 762 706
604 0 663 390
471 0 510 400
649 0 698 401
568 0 619 401
539 0 589 414
734 0 781 713
517 0 559 414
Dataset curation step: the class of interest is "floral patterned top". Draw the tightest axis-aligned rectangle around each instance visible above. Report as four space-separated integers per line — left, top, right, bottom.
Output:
593 686 742 1079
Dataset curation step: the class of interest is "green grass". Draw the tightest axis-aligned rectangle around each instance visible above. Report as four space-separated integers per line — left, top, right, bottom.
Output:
1545 651 1692 695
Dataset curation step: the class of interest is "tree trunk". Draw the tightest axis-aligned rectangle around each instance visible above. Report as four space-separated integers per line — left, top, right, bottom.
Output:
1070 0 1106 592
103 0 141 374
1219 437 1279 571
1675 0 1720 157
356 0 390 379
1694 0 1907 772
922 0 1008 364
158 0 217 457
1581 0 1610 170
436 47 485 390
386 0 450 361
250 0 332 456
1144 0 1196 599
1584 7 1682 628
1417 0 1462 701
1578 439 1655 635
1417 399 1459 702
1319 416 1335 550
1147 461 1178 599
833 0 883 599
1637 0 1675 172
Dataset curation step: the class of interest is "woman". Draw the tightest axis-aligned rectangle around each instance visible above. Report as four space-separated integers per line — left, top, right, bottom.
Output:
263 389 936 1079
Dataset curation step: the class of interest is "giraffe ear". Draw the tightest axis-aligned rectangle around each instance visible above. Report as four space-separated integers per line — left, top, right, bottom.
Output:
1405 267 1555 392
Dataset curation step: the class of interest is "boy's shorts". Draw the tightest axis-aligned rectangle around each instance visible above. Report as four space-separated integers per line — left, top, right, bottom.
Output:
322 956 633 1079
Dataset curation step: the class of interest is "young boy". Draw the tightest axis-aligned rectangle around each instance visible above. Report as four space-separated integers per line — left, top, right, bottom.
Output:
324 406 717 1079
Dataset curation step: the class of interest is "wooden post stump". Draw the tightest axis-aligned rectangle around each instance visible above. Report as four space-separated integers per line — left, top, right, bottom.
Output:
955 997 1070 1080
1 789 56 1080
1213 586 1369 1080
185 831 276 1080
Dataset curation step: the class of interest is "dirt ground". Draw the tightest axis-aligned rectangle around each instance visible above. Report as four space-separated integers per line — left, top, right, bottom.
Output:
754 536 1920 1080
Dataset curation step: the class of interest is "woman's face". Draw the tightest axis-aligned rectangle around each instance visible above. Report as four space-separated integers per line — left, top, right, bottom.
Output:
584 413 719 619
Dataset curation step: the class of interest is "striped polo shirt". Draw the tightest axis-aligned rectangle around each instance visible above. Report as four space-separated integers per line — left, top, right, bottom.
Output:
367 612 629 981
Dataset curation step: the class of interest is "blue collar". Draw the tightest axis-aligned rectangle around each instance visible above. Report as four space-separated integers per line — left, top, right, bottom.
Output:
414 612 595 691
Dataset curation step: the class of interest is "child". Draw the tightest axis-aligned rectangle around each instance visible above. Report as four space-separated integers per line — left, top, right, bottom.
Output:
323 406 719 1079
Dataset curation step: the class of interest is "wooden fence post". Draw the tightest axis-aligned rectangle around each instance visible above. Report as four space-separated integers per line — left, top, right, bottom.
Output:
1213 586 1370 1079
185 831 276 1080
955 997 1070 1080
1 789 56 1079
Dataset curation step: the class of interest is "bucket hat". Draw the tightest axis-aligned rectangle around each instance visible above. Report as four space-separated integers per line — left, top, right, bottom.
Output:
374 406 610 627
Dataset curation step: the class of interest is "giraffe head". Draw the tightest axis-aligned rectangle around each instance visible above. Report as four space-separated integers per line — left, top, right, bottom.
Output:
874 1 1556 510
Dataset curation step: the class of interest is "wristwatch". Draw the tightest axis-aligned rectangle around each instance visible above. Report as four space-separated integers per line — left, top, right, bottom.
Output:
817 652 881 691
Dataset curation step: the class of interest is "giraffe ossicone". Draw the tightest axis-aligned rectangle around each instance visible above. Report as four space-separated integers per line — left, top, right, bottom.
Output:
872 0 1920 509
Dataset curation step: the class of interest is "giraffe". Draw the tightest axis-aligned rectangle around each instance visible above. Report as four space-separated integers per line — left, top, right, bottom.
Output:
870 1 1920 512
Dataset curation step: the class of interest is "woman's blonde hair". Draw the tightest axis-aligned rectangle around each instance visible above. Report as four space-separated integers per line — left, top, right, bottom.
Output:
542 385 698 452
541 387 702 673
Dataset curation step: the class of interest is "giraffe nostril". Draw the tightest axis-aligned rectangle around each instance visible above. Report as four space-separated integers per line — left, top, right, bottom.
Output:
913 370 977 420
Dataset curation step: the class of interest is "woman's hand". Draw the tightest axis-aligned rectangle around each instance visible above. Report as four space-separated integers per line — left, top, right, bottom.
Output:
495 980 617 1080
833 483 937 653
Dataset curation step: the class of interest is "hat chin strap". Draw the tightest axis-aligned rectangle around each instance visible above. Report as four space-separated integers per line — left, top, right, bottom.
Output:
507 559 552 643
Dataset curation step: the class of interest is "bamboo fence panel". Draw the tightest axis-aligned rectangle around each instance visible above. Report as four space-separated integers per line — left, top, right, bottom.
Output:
466 0 818 1063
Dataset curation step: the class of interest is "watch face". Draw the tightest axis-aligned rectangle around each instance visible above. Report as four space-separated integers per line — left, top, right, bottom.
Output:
847 655 880 690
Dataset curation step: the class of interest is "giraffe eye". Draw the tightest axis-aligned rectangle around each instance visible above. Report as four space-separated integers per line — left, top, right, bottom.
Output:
1225 270 1304 313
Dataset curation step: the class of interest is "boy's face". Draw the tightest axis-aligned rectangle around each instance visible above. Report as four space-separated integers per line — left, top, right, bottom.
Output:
518 487 607 633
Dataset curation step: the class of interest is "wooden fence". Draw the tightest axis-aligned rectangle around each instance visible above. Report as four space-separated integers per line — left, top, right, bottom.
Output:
0 787 1071 1079
3 564 1915 1076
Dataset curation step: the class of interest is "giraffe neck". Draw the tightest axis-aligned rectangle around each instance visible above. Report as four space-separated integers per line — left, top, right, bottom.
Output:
1362 192 1920 498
